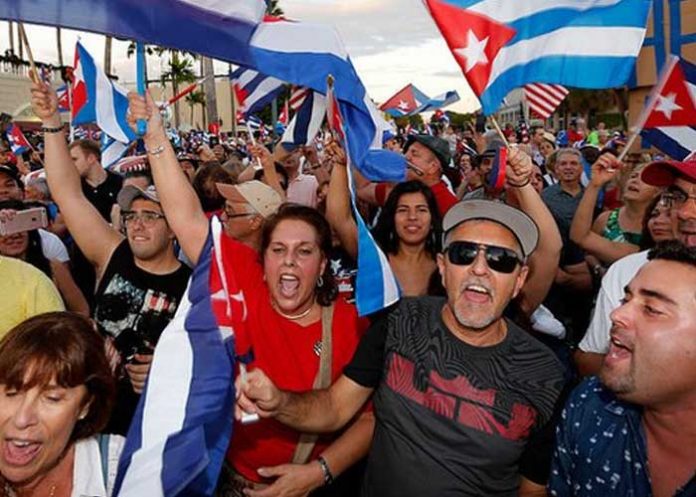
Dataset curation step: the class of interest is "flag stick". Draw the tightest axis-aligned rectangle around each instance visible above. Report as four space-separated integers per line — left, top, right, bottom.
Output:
18 24 40 84
245 121 265 169
490 115 510 147
135 42 147 136
617 132 641 162
162 75 212 108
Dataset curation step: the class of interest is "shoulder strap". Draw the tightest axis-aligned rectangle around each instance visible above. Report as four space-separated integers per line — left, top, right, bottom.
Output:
290 304 334 465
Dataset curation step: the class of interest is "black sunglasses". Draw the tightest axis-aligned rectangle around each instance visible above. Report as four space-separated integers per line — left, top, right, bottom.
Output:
446 241 523 274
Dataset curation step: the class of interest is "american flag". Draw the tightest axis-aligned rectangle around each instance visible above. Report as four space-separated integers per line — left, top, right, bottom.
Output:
524 84 569 119
289 86 310 112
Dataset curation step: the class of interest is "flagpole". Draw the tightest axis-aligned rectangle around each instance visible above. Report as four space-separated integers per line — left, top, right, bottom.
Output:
135 42 147 136
490 115 510 147
229 64 238 137
17 24 39 84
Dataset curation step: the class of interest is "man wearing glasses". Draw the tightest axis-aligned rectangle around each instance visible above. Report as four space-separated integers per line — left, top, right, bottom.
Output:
576 156 696 376
236 199 565 497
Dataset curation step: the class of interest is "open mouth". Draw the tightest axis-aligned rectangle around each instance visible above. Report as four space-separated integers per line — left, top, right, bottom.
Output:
462 284 491 303
606 335 632 363
278 274 300 299
2 439 42 466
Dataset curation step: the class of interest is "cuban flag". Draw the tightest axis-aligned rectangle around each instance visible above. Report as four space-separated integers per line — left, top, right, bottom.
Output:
424 0 651 115
281 91 327 151
327 82 401 316
0 0 406 182
379 84 431 117
639 57 696 160
230 67 284 117
6 124 31 155
71 42 137 144
415 90 461 113
114 218 245 497
101 133 129 169
56 84 71 113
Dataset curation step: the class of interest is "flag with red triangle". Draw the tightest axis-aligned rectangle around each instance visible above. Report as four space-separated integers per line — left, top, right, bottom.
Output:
379 84 431 117
642 57 696 129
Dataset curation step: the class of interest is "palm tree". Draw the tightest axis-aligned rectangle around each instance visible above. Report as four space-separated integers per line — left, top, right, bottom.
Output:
200 56 218 128
159 50 197 128
186 89 206 128
56 28 64 67
266 0 284 16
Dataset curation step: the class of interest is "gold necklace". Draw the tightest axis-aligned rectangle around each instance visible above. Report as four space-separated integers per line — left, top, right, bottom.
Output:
273 300 316 321
2 482 56 497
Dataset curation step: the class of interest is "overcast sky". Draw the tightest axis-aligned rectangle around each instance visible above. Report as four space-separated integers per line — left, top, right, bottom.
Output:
1 1 480 112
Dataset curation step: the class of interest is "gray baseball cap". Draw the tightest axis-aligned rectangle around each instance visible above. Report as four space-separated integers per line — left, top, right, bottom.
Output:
117 185 160 211
442 200 539 258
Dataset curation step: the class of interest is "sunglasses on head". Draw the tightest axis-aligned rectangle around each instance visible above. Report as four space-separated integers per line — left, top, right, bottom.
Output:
445 241 523 274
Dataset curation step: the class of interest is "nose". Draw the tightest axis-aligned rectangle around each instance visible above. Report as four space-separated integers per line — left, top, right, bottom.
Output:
12 392 39 430
283 252 297 267
468 249 490 276
609 298 634 332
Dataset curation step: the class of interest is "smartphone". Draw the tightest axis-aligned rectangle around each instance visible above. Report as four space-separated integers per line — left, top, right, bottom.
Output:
0 207 48 236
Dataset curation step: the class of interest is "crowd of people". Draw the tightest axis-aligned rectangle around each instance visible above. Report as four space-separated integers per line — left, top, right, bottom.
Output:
0 76 693 497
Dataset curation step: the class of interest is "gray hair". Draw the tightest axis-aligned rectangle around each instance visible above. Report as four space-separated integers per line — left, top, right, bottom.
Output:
556 148 582 162
24 176 51 200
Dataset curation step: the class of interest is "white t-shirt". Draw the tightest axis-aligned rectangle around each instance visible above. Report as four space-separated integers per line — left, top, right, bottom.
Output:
39 229 70 263
72 435 125 497
579 250 649 353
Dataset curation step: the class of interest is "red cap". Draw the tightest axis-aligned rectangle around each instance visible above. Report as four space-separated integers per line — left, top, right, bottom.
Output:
641 158 696 187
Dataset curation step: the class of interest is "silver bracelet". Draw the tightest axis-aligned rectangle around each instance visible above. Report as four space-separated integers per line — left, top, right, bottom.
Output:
146 144 166 157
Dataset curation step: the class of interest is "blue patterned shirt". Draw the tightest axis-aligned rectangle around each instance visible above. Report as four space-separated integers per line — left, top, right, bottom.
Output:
548 377 696 497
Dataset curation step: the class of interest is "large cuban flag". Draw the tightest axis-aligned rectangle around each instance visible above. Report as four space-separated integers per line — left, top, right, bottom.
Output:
113 218 244 497
0 0 405 181
423 0 652 114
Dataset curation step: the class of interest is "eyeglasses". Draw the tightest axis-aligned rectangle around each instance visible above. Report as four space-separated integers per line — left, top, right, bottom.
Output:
222 205 256 220
660 189 696 209
445 241 523 274
122 210 166 227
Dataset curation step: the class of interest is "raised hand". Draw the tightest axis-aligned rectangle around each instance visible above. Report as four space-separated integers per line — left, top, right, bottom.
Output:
506 146 533 187
590 153 622 187
250 144 273 169
127 90 164 140
29 80 60 126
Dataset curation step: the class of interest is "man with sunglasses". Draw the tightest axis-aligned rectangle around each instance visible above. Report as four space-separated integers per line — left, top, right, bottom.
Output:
237 199 565 496
575 156 696 377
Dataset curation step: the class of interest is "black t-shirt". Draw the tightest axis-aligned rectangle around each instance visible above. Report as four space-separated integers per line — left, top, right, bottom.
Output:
344 297 565 497
82 171 122 221
93 240 191 434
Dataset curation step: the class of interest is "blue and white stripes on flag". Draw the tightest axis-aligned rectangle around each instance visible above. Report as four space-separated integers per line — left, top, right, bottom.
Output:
425 0 652 115
230 67 284 117
250 21 406 182
641 126 696 160
327 83 401 316
0 0 405 181
72 42 137 144
101 133 129 169
415 90 460 113
114 218 236 497
281 91 327 151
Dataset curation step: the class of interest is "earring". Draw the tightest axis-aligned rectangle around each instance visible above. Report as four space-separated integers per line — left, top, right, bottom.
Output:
317 275 324 288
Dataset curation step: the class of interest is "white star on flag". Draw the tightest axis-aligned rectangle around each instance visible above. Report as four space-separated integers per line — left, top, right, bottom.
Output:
397 99 410 111
654 92 683 120
454 30 489 73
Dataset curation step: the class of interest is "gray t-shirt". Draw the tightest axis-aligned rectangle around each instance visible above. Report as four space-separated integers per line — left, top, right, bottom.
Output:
345 297 565 496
